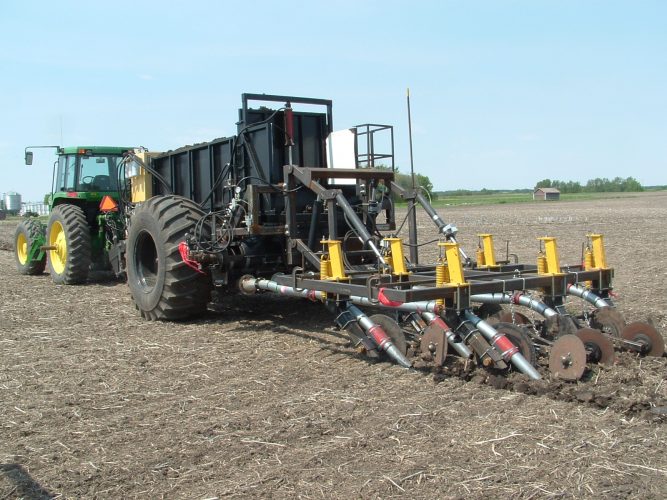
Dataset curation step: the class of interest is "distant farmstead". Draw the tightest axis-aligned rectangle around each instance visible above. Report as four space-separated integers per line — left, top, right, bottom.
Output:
533 187 561 201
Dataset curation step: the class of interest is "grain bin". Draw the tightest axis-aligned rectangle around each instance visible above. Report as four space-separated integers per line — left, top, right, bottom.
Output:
4 192 22 213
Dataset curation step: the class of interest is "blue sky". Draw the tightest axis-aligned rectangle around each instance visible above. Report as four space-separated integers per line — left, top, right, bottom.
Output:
1 0 665 201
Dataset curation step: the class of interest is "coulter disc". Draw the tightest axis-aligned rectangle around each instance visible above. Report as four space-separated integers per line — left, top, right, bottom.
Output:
549 334 587 381
543 314 578 339
495 322 538 367
575 328 615 366
621 322 665 357
590 307 626 338
369 314 408 356
496 311 531 326
475 303 503 321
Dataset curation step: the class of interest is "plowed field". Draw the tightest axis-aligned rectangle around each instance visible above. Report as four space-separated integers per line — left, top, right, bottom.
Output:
1 192 666 499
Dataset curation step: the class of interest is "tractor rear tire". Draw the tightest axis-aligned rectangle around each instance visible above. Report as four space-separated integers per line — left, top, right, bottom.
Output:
14 218 46 275
126 195 210 321
46 205 92 284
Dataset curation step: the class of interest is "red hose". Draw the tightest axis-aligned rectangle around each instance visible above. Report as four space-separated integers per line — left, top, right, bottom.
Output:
378 288 403 307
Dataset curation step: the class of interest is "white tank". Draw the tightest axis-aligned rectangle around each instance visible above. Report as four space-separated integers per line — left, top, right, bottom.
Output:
4 192 22 212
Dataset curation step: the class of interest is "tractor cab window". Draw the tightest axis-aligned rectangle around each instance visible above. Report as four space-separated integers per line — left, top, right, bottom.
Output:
56 155 77 192
78 155 120 192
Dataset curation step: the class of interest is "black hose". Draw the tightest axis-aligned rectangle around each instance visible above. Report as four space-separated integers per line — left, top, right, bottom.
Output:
124 152 173 195
307 198 322 250
198 107 286 208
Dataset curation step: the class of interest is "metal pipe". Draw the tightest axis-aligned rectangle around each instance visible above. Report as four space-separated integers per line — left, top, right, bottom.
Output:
353 295 439 313
421 312 473 358
334 192 386 265
567 284 609 309
471 292 558 319
406 88 416 190
347 304 412 368
415 191 457 238
244 275 471 364
249 276 437 315
408 197 419 264
514 293 558 319
284 104 294 166
463 310 541 380
244 277 325 302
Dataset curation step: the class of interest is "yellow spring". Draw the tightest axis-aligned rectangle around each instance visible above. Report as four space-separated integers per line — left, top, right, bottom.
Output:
320 256 329 280
537 252 548 275
584 247 595 270
320 256 330 299
583 246 594 287
435 261 449 306
385 254 394 273
476 247 485 267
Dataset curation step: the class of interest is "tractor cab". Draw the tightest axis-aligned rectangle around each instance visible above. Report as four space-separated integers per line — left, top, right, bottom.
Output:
53 147 130 199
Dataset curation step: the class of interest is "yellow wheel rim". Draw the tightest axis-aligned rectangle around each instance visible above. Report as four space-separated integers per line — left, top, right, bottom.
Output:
16 232 28 265
49 221 67 275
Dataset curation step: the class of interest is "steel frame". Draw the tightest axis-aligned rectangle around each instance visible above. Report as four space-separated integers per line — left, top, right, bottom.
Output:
278 163 614 313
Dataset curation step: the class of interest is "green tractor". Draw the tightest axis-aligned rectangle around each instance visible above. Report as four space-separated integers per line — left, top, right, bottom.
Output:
14 146 133 284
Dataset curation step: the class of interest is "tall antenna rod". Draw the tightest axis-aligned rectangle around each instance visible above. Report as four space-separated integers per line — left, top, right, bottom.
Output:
406 88 416 189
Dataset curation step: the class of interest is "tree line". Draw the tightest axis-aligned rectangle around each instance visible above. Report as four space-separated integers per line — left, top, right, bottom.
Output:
384 169 646 198
535 176 643 193
374 165 434 196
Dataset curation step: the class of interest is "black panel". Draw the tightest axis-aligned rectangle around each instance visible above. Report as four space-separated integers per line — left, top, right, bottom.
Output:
192 147 210 204
149 102 328 223
151 137 234 210
175 153 190 199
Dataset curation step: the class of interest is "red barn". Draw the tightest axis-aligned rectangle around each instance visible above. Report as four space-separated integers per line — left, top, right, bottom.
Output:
533 187 561 201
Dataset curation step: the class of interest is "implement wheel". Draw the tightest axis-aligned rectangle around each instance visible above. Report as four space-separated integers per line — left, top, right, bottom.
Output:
46 205 91 284
621 322 665 357
576 328 615 366
590 307 626 338
495 322 538 368
127 195 210 321
549 334 586 381
14 218 46 275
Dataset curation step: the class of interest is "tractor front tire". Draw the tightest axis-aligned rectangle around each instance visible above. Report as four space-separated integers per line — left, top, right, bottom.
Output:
46 205 92 284
14 218 46 275
126 195 210 321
